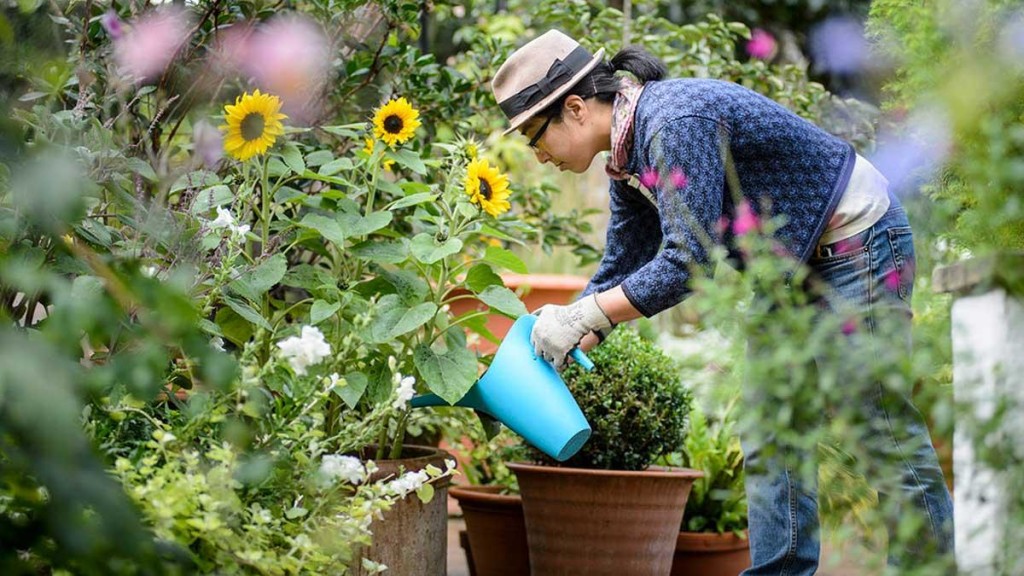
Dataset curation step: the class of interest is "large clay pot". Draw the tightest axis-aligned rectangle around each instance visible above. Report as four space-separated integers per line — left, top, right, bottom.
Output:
450 485 530 576
671 531 751 576
507 462 702 576
448 274 589 353
354 445 454 576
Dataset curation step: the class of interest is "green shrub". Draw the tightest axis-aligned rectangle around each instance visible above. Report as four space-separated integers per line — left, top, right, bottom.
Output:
532 327 692 471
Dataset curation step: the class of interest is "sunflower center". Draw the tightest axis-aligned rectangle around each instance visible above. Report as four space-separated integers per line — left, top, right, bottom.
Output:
479 178 493 201
384 115 404 134
240 113 266 141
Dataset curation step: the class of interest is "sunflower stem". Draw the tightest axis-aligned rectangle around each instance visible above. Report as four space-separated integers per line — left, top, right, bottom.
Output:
260 154 271 321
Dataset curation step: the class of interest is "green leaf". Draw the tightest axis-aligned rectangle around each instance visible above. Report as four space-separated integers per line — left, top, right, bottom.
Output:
345 211 393 237
416 483 435 504
126 157 158 182
334 372 369 409
477 285 528 318
305 150 334 167
190 185 234 214
321 124 363 138
350 239 407 264
369 298 437 341
299 213 348 245
281 143 305 176
285 507 308 519
483 246 528 273
171 170 220 194
413 329 477 405
319 157 353 176
477 224 522 244
378 269 430 305
390 302 438 337
222 296 272 330
388 192 438 210
243 254 287 295
410 233 463 264
388 149 427 175
464 264 503 293
310 300 341 324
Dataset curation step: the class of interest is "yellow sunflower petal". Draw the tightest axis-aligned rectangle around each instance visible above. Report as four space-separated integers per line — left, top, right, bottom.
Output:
220 89 288 162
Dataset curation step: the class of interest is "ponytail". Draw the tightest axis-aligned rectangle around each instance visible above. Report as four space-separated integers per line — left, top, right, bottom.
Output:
610 45 667 83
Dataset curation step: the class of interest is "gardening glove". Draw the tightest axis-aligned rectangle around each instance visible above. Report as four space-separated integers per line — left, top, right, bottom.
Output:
531 294 613 372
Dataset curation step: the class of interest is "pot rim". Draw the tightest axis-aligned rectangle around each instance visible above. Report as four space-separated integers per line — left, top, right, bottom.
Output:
449 484 522 506
507 461 703 479
676 529 750 552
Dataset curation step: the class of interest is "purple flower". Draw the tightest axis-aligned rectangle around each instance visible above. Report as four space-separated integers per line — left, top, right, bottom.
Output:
192 120 223 169
747 29 777 60
639 168 660 189
669 168 688 190
869 106 951 194
732 201 759 236
101 10 124 40
810 17 869 74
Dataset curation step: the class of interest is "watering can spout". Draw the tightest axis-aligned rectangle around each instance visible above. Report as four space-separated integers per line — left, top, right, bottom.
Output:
410 315 593 461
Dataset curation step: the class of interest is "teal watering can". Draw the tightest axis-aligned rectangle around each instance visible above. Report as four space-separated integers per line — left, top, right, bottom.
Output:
410 314 593 461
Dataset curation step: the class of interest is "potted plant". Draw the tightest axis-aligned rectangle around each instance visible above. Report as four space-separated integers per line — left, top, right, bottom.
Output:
507 327 701 575
661 403 750 576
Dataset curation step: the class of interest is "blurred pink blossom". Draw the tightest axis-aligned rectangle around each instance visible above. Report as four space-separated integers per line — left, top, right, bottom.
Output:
833 235 863 255
669 168 688 190
243 15 331 123
810 17 869 74
732 201 759 236
841 318 858 335
747 29 777 60
101 10 124 40
639 168 660 189
883 268 901 292
192 120 223 169
114 8 190 83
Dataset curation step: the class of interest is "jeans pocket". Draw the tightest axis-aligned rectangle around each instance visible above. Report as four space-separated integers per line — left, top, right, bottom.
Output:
886 226 915 303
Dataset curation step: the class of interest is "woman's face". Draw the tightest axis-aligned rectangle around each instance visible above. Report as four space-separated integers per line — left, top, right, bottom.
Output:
519 96 599 173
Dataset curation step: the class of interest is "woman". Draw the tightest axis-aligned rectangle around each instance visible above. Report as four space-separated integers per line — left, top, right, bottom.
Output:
491 30 953 574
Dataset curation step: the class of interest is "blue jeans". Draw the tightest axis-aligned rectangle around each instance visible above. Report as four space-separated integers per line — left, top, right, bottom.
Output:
740 203 954 575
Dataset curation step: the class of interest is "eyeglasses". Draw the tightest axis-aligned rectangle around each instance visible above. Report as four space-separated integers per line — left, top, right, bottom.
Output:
527 115 554 150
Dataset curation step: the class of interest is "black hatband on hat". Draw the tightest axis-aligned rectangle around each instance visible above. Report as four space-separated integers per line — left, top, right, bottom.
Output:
498 46 594 120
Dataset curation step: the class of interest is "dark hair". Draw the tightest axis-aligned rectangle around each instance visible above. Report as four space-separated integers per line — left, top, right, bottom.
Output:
535 45 667 121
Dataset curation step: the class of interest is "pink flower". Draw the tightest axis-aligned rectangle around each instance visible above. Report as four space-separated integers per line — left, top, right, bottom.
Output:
833 235 863 255
841 318 858 335
747 28 777 60
639 168 660 189
114 8 190 83
669 168 688 190
883 268 901 292
101 10 124 40
243 15 331 124
732 201 759 236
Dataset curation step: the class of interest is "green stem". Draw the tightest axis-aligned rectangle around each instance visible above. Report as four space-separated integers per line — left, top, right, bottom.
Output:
389 410 410 459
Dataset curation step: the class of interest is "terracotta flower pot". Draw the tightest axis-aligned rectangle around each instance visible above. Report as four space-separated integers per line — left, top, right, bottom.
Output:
448 273 589 353
671 530 751 576
449 485 530 576
508 462 703 575
354 445 454 576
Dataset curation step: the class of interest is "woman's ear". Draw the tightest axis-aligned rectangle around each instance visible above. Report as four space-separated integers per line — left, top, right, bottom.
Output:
563 95 588 124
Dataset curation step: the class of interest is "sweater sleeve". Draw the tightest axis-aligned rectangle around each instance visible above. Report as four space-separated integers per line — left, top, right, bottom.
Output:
620 116 727 317
580 179 662 299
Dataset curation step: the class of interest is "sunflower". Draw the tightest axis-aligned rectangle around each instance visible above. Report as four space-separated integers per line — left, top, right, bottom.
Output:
465 159 511 217
220 89 287 162
372 97 421 147
362 137 395 171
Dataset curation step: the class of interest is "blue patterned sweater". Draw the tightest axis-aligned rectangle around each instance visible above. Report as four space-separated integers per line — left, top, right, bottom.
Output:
581 78 855 317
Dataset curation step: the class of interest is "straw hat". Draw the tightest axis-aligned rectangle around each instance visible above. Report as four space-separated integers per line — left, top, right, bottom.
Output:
492 30 605 135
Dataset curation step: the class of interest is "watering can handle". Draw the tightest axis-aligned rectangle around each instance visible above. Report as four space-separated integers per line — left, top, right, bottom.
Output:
570 348 595 371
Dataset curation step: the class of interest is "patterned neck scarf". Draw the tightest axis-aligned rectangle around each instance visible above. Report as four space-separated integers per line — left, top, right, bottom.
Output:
605 76 645 181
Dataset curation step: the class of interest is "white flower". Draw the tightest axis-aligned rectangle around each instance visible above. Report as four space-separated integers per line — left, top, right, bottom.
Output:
276 325 331 376
326 372 343 392
210 336 225 351
230 222 250 238
141 265 159 278
387 470 429 497
392 375 416 410
319 455 366 486
209 206 236 229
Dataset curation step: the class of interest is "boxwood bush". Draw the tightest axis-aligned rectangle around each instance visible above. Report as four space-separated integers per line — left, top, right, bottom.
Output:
533 327 692 471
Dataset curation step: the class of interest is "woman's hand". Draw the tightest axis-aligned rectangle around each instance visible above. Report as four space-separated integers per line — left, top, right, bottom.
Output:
530 294 612 371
